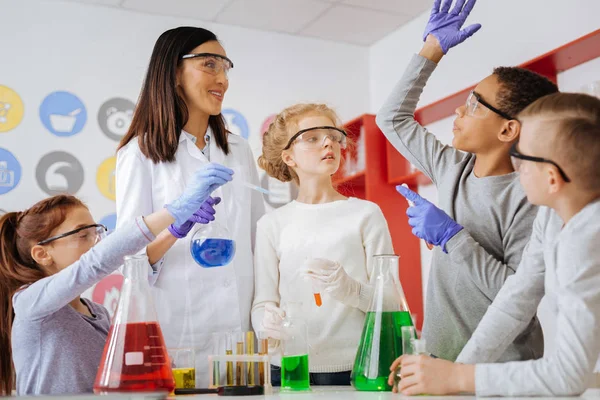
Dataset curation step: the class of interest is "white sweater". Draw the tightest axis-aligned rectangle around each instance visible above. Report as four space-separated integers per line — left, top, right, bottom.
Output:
456 200 600 396
251 197 394 373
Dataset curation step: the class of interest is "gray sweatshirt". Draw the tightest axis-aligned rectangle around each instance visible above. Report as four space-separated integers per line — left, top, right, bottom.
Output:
457 201 600 396
12 217 156 395
375 54 543 362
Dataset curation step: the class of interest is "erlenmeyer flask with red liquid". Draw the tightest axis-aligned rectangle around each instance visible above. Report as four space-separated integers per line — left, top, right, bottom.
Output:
94 255 174 393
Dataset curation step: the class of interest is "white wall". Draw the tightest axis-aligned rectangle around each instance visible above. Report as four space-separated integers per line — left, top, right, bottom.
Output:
0 0 369 223
369 0 600 111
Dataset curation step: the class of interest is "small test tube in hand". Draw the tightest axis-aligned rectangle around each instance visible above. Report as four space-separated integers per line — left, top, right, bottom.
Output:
401 183 433 250
311 280 322 307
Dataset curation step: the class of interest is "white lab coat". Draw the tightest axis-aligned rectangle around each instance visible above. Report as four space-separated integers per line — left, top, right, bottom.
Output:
115 130 265 387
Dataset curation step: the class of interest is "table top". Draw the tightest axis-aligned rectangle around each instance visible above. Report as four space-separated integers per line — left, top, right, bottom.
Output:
9 387 600 399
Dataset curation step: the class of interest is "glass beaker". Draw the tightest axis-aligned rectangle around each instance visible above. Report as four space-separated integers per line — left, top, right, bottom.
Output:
351 255 413 392
190 221 236 268
280 302 310 392
169 348 196 389
94 255 175 393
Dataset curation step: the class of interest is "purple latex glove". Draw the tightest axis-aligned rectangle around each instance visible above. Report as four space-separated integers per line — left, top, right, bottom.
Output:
396 185 463 253
423 0 482 54
167 196 221 239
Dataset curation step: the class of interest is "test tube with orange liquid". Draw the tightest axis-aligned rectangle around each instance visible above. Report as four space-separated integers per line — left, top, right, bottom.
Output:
311 281 322 307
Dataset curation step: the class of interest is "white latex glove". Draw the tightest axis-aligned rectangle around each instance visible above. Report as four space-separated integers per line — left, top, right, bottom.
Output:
303 258 361 308
261 302 286 354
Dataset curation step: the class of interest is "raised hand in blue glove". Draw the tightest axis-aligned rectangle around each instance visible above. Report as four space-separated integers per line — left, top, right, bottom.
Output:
168 196 221 239
165 163 233 227
423 0 481 54
396 185 463 253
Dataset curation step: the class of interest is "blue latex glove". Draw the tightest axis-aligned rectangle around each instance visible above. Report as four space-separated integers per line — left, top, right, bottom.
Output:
165 163 233 226
396 185 463 253
423 0 482 54
167 196 221 239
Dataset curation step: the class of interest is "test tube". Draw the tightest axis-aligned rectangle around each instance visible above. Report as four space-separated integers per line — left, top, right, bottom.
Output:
311 280 322 307
235 332 245 386
402 183 433 250
257 331 268 385
246 331 256 386
211 333 223 387
395 325 417 389
225 333 234 386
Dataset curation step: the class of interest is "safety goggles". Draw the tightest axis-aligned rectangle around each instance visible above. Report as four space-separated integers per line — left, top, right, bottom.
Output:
38 224 108 248
283 126 347 151
466 91 514 120
509 142 571 182
180 53 234 78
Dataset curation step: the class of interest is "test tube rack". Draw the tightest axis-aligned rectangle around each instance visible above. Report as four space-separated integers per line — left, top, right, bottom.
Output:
208 354 273 395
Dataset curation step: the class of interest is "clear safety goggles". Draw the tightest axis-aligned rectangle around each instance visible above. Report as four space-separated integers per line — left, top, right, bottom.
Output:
180 53 234 78
283 126 348 151
465 91 514 120
38 224 108 249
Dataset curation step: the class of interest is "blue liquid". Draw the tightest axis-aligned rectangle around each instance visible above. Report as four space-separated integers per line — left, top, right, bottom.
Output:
190 238 236 268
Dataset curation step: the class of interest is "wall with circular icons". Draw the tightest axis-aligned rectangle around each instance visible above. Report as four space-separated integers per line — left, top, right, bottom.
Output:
40 91 87 137
99 213 117 233
0 80 294 305
35 151 84 196
0 148 22 195
98 97 134 142
91 273 124 319
96 156 117 201
0 85 25 133
260 114 277 137
222 108 249 139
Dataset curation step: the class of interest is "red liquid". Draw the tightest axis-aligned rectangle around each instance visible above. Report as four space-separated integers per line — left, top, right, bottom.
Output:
94 322 175 393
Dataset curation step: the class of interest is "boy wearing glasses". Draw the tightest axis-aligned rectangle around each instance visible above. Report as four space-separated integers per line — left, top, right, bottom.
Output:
377 0 558 362
393 92 600 397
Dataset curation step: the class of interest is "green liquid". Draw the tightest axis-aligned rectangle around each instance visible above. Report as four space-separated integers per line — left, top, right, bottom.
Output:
351 311 413 391
281 354 310 391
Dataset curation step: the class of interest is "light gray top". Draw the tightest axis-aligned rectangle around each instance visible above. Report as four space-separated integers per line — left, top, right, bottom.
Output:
12 217 156 395
457 201 600 396
375 54 542 362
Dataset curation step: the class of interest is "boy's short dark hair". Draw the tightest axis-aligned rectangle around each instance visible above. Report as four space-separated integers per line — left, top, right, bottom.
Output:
493 67 559 119
519 92 600 192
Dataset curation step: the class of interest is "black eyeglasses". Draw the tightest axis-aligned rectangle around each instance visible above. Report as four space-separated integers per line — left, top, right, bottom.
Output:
509 142 571 182
467 91 515 121
283 126 348 151
38 224 108 246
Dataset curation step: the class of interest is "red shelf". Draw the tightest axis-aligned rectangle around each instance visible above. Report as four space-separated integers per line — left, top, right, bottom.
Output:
387 171 432 187
333 171 365 186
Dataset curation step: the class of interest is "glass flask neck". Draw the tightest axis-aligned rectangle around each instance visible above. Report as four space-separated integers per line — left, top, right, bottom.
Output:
372 255 399 281
123 255 150 283
368 255 410 313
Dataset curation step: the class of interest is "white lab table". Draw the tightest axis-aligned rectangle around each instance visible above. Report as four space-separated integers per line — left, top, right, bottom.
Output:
8 387 600 399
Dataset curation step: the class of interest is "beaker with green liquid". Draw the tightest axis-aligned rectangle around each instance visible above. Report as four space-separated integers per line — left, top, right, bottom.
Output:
280 302 310 392
351 255 414 391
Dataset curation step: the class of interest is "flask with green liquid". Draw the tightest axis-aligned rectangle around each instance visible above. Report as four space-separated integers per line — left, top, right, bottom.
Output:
351 255 414 391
